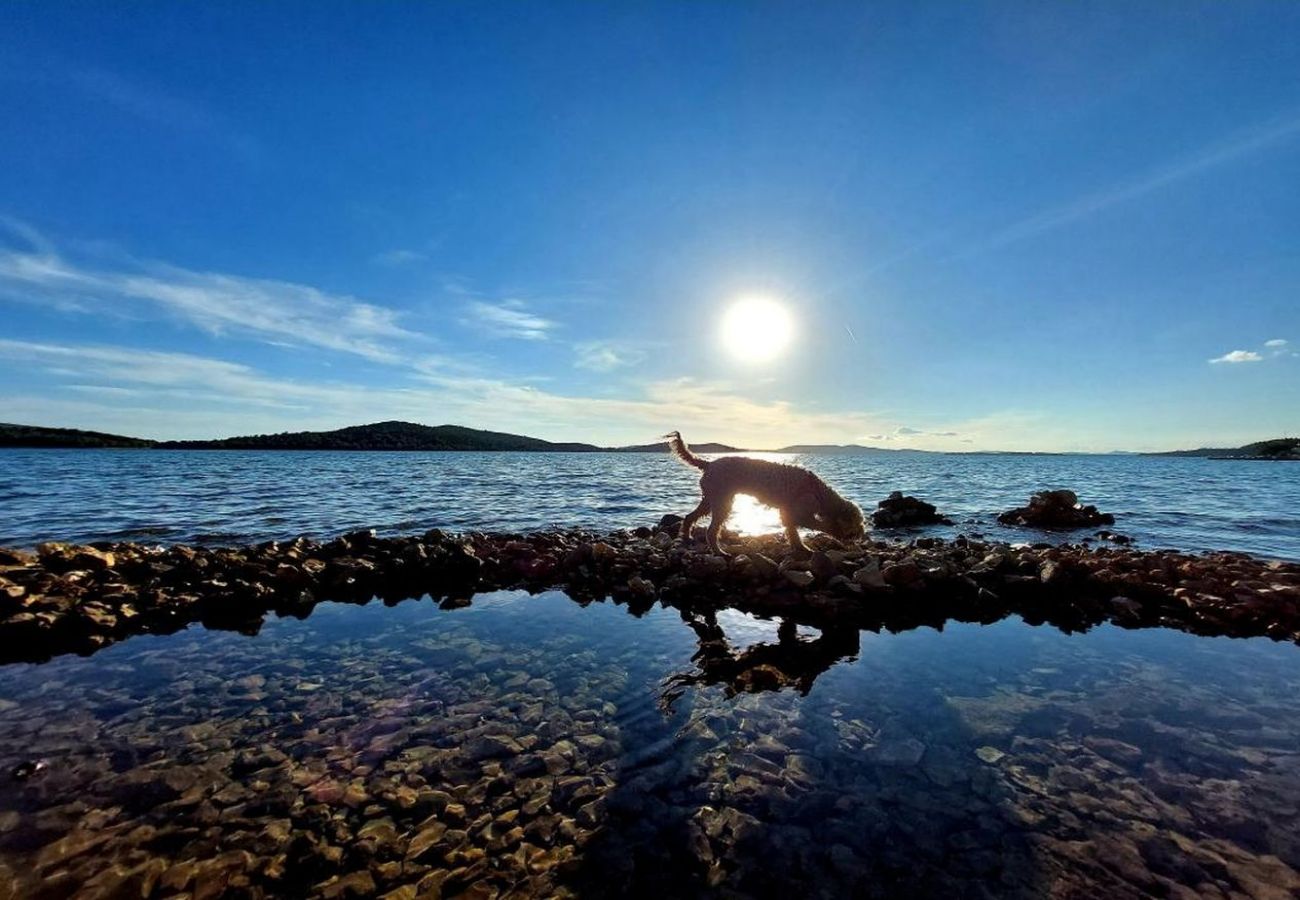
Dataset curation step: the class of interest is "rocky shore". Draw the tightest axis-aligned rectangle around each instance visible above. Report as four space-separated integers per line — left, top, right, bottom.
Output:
2 522 1298 665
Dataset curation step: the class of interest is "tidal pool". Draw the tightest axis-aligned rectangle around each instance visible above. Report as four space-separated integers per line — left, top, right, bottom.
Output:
0 591 1298 898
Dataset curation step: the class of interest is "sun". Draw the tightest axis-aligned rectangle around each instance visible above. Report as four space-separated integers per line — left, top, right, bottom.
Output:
720 296 795 363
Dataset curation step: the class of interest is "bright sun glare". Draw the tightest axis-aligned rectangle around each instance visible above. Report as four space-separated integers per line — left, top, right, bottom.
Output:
720 296 794 363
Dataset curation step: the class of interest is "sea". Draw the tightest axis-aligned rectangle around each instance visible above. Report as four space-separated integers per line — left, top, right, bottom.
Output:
0 448 1297 558
0 449 1298 897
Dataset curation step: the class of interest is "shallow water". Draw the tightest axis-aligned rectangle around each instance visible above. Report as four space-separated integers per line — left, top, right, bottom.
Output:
1 449 1298 559
1 591 1298 898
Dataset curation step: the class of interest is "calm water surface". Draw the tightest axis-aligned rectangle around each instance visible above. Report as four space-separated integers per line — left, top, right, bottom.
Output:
0 593 1298 897
1 449 1297 558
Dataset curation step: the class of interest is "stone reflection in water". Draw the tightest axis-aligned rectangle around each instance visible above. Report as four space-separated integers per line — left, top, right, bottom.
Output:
0 591 1297 898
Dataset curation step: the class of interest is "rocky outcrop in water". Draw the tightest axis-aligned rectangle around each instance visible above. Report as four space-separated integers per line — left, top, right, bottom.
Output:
998 490 1115 529
1 522 1298 665
870 492 953 528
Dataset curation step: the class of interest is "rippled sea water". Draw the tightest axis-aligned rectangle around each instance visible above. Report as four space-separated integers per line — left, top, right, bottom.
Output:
2 449 1300 897
1 449 1297 558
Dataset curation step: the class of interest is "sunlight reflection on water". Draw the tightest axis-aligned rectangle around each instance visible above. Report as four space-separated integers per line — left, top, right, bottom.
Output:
717 452 789 536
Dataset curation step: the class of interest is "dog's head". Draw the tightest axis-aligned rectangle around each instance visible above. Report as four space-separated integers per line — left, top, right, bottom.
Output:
817 497 866 543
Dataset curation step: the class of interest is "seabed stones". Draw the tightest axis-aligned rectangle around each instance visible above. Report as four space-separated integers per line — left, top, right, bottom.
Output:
0 519 1298 665
0 571 1298 895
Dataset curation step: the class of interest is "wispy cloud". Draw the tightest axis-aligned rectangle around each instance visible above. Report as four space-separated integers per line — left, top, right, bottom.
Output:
574 340 649 372
0 225 420 363
870 426 960 440
0 337 1114 451
372 248 426 267
0 338 897 446
462 300 556 341
971 111 1300 253
28 62 262 162
1208 337 1296 365
1264 338 1295 358
1209 350 1263 364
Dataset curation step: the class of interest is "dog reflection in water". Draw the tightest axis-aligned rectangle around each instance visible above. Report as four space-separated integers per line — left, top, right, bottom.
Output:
659 612 861 712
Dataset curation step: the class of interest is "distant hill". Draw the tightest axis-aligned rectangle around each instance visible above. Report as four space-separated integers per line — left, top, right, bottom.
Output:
156 421 602 452
615 440 743 454
0 423 154 449
1150 438 1299 460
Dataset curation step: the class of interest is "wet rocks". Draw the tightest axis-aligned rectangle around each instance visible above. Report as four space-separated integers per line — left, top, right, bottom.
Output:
870 492 953 528
851 561 886 589
0 521 1298 668
998 490 1115 529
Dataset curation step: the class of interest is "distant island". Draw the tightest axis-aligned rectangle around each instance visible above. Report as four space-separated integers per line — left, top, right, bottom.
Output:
0 421 1295 458
614 439 742 454
1148 438 1299 460
0 423 155 449
157 422 602 452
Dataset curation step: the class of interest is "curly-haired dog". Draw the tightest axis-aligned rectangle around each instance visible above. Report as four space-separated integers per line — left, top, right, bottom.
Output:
667 431 865 556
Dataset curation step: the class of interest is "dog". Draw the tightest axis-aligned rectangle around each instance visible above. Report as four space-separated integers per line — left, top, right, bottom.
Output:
667 431 866 556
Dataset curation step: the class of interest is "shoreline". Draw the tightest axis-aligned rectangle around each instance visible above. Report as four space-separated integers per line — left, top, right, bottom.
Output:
2 524 1298 666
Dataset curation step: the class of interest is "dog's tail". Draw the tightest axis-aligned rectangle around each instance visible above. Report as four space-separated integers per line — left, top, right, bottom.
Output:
664 430 708 470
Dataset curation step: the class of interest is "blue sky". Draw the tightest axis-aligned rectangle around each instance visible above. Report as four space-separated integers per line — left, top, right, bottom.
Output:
1 1 1297 451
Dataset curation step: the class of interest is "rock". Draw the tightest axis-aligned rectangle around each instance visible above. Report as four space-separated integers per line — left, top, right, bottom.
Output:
882 560 922 587
997 489 1114 529
808 551 838 582
71 547 117 571
870 491 953 527
870 737 926 766
655 514 684 533
688 555 729 579
851 561 886 588
462 734 524 761
1109 596 1143 623
406 822 448 861
626 576 656 599
974 746 1005 764
1083 737 1143 767
745 553 780 580
782 569 815 588
317 870 377 898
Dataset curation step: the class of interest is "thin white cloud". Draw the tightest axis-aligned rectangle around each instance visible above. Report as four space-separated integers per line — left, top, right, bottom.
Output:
893 426 959 438
0 227 420 363
0 338 1122 451
1265 338 1288 348
972 110 1300 253
0 338 900 446
463 300 556 341
372 249 426 267
35 63 262 162
574 340 648 372
1209 350 1263 364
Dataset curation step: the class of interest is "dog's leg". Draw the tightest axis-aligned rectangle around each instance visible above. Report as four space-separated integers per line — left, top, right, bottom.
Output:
705 493 734 556
680 498 710 541
780 508 811 555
